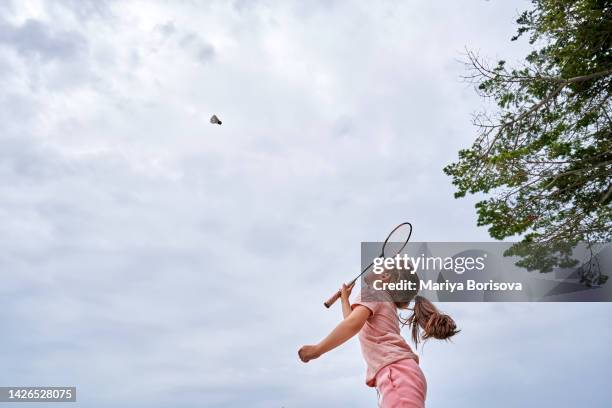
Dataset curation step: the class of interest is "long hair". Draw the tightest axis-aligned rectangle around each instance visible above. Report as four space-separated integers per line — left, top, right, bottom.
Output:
386 267 460 347
406 295 459 347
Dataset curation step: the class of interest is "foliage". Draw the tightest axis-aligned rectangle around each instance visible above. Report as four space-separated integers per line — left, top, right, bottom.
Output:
445 0 612 273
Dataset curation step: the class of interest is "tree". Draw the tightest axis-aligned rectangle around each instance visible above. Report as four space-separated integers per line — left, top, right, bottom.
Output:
444 0 611 278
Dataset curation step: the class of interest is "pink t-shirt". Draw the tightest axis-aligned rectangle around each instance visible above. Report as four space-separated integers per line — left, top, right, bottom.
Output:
352 290 419 387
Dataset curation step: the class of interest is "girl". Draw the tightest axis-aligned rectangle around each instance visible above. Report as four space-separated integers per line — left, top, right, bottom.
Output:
298 267 459 407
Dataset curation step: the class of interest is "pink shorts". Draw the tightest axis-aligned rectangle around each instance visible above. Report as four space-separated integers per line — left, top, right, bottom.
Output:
375 359 427 408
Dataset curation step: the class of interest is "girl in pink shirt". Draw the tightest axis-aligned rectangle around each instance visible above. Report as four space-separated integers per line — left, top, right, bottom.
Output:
298 269 458 407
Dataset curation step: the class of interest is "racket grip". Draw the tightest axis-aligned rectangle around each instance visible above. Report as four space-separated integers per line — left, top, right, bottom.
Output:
324 290 342 308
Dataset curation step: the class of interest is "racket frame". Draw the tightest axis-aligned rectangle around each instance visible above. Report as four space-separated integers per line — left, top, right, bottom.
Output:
323 222 412 308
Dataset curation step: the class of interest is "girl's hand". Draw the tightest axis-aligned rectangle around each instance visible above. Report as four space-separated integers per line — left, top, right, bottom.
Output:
340 282 354 301
298 344 321 363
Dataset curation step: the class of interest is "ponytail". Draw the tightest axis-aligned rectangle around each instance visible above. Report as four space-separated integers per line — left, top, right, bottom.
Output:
407 296 459 347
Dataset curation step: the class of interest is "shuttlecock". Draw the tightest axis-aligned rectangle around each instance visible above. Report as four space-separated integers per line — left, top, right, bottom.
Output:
210 114 222 125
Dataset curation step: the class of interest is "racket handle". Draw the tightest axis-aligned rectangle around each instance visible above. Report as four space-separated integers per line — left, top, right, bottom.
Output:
323 281 356 309
324 290 342 308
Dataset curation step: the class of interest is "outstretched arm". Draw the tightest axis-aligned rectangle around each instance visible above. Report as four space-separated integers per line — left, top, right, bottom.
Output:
298 305 371 363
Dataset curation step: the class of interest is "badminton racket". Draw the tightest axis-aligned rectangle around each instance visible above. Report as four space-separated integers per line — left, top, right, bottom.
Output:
323 222 413 308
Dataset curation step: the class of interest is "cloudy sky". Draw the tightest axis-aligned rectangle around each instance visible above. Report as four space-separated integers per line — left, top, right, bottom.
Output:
1 0 610 407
